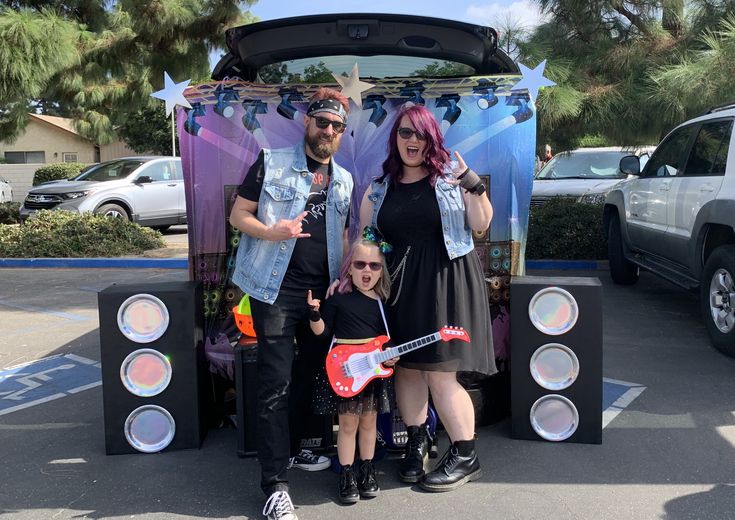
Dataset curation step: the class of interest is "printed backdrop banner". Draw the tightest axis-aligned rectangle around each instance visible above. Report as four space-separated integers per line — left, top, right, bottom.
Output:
179 76 534 374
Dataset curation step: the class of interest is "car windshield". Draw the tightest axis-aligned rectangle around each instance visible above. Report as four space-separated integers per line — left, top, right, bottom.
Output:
536 151 629 180
258 55 475 82
73 159 146 182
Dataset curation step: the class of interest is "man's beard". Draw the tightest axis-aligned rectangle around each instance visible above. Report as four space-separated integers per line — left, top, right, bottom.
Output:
305 132 339 159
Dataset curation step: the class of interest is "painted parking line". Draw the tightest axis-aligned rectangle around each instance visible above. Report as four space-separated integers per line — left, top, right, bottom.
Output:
602 377 646 428
0 354 101 416
0 299 89 321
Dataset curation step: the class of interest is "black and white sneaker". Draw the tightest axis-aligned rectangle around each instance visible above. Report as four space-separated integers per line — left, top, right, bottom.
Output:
262 490 298 520
288 449 330 471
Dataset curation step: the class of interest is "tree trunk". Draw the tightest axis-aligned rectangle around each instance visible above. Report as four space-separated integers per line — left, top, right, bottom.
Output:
662 0 684 38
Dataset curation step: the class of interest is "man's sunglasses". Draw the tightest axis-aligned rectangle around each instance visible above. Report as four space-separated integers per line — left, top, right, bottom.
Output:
310 116 346 134
397 127 427 141
352 260 383 271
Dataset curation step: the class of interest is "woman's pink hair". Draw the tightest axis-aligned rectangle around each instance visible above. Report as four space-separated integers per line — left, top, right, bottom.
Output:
336 240 391 300
378 104 451 186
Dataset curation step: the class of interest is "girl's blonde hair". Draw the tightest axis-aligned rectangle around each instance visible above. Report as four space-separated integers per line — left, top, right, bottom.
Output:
336 239 391 300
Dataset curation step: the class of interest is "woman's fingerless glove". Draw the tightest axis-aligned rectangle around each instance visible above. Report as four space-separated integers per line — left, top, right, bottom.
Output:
309 308 321 322
457 168 485 194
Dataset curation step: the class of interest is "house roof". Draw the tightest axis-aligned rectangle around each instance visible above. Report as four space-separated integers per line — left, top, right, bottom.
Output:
28 113 81 137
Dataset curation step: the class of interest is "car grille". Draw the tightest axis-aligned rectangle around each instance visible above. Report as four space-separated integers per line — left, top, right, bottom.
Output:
24 193 64 209
530 197 549 207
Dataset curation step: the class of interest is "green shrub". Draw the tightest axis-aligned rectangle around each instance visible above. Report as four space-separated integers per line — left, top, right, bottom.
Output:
0 210 165 258
32 163 88 186
0 202 20 224
526 198 607 260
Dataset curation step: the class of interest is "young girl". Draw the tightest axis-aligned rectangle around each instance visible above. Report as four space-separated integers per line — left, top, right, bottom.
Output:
307 227 396 504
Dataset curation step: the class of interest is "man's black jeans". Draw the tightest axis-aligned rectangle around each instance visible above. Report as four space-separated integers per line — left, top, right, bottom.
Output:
250 291 328 496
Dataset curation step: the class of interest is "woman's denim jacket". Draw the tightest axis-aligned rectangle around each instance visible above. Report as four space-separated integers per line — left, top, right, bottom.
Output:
368 175 474 260
232 142 353 304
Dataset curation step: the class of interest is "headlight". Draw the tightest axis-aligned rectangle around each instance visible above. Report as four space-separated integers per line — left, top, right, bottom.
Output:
63 190 93 199
578 193 606 205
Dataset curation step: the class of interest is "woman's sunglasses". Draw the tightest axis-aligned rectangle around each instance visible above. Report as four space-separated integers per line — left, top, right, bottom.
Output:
397 127 427 141
352 260 383 271
310 116 346 134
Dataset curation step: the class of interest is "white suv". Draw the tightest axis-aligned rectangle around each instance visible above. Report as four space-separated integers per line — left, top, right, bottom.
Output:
604 103 735 356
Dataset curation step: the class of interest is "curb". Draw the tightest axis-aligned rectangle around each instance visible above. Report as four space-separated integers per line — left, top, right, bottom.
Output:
0 257 188 269
1 257 607 270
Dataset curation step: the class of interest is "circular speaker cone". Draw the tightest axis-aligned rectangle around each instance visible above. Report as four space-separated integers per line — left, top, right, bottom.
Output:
528 287 579 335
124 405 176 453
120 349 172 397
529 395 579 441
117 294 170 343
529 343 579 390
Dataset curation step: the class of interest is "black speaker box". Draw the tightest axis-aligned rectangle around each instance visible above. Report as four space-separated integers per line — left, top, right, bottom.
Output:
510 276 602 444
99 281 208 455
235 341 334 458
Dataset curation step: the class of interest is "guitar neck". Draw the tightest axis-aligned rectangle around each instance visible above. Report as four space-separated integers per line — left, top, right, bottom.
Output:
376 332 441 363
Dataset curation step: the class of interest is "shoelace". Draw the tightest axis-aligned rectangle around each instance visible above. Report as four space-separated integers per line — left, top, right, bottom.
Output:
441 447 462 474
262 491 294 519
297 450 319 463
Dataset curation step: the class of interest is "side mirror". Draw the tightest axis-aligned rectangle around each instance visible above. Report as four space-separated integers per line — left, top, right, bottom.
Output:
619 155 641 176
135 175 153 184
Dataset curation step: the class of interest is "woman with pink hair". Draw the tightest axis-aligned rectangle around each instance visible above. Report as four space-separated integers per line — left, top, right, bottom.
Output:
359 104 495 492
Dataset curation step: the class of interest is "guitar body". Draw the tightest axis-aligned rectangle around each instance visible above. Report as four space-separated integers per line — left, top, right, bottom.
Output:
325 327 469 399
326 335 393 398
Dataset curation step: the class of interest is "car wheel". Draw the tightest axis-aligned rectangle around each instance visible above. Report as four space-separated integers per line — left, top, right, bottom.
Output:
95 203 129 220
608 214 639 285
700 245 735 357
152 225 170 232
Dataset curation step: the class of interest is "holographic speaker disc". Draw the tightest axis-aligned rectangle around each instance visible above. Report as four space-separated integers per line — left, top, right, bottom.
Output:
529 395 579 441
528 287 579 335
120 349 172 397
124 405 176 453
116 294 170 343
529 343 579 390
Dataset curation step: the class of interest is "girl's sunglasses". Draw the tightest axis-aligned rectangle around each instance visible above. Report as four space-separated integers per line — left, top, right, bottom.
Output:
352 261 383 271
310 116 346 134
397 127 427 141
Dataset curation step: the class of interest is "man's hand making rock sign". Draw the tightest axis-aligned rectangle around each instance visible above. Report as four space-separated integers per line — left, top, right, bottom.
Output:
267 211 311 240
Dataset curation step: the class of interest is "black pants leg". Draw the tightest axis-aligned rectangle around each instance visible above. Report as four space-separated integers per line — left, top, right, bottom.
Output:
250 292 329 496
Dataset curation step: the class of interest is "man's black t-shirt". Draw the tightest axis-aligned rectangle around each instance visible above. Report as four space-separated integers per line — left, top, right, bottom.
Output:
238 150 343 294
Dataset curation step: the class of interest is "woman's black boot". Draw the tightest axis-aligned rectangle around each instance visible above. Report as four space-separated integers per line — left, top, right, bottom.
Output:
339 464 359 504
419 439 481 492
357 459 380 498
399 422 432 483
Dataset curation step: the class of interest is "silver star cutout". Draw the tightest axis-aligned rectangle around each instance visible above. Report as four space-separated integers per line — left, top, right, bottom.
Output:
151 72 192 116
511 60 556 102
333 63 375 106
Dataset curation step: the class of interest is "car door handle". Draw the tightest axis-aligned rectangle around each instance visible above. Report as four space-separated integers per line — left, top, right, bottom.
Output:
700 184 715 192
167 183 177 187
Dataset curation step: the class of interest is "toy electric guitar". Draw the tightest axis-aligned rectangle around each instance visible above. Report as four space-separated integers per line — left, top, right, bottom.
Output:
326 327 470 398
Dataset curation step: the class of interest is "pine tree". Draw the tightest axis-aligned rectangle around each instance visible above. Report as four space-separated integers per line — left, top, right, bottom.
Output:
0 1 257 144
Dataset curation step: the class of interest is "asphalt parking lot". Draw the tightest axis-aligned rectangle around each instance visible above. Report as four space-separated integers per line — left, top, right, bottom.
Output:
1 265 735 520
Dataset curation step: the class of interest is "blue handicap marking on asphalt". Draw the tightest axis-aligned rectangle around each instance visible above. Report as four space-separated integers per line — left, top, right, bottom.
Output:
602 377 646 428
0 354 101 416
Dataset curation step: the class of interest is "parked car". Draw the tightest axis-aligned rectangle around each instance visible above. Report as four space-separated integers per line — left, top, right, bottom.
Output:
604 102 735 356
0 176 12 202
532 147 654 207
20 156 186 229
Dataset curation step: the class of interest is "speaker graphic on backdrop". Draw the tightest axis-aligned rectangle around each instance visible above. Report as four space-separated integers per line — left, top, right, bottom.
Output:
98 281 209 455
510 276 602 444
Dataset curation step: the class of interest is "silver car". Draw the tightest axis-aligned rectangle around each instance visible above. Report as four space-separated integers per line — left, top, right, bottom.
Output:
20 156 186 229
0 175 12 202
532 146 654 206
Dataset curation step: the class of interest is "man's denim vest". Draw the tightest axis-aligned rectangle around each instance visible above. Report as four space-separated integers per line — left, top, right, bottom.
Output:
232 142 353 304
368 176 474 260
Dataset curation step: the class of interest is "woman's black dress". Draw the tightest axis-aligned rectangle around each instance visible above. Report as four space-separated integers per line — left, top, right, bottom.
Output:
376 175 496 374
312 290 394 415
